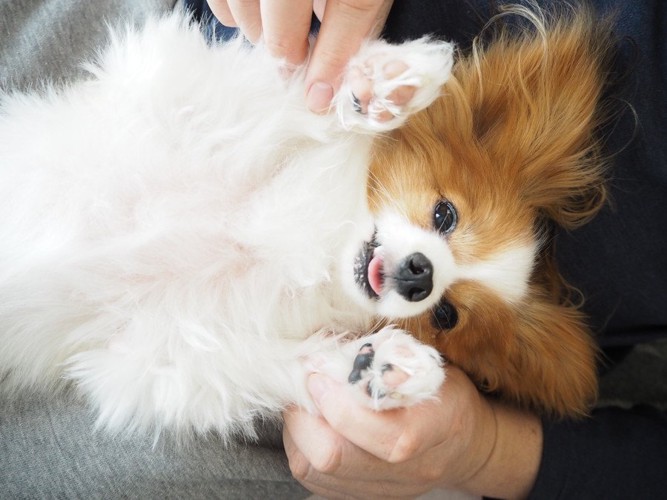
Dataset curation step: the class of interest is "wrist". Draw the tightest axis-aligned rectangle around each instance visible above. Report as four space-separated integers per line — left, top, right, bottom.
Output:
460 400 543 499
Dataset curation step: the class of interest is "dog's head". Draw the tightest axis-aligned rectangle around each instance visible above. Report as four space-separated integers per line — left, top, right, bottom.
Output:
347 6 615 416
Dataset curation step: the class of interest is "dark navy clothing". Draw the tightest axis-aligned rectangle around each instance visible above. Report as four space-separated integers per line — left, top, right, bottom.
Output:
184 0 667 497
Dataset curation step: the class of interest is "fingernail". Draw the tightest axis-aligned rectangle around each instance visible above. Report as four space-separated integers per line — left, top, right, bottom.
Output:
307 373 331 405
306 82 334 113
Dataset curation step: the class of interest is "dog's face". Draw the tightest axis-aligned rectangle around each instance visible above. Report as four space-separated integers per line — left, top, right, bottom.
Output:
346 10 614 417
348 156 538 323
355 145 538 318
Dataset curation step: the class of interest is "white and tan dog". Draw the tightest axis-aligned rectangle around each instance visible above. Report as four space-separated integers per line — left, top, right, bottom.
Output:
0 6 613 439
0 14 452 439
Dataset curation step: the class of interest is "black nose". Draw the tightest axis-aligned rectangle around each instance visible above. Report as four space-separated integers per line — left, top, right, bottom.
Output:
395 252 433 302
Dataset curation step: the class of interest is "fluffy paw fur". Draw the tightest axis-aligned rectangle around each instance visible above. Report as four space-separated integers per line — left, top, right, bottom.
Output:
335 38 454 132
345 328 445 410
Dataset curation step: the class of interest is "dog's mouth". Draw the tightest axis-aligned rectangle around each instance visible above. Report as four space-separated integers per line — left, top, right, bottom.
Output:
354 231 384 300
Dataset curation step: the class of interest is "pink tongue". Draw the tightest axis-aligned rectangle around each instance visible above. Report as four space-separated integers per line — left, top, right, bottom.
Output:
368 254 384 295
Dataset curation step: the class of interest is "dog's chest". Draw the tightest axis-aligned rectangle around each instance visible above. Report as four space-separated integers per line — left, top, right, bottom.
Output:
220 144 372 330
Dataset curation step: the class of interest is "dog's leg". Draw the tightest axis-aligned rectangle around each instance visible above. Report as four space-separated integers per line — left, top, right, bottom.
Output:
333 37 454 132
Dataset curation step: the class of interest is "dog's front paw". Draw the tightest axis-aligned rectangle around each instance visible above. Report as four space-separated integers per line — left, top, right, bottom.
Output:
347 327 445 410
335 38 454 132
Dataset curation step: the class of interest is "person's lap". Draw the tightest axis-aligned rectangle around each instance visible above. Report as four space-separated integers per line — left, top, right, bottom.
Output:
0 390 308 499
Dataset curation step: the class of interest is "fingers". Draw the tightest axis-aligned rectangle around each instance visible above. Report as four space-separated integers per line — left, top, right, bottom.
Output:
208 1 312 65
208 1 262 43
208 1 394 112
283 368 497 497
283 409 428 498
260 0 313 66
305 372 450 464
283 408 375 481
206 0 239 27
306 0 394 112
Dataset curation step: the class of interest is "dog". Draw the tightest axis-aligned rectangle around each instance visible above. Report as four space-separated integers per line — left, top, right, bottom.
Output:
0 4 612 439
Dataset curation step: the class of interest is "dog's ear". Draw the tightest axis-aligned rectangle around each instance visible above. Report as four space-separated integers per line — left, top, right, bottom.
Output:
414 283 599 417
502 293 600 417
448 6 614 229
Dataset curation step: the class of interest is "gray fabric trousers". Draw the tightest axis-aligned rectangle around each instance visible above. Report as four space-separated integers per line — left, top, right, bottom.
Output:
1 0 174 89
0 392 307 499
0 1 307 498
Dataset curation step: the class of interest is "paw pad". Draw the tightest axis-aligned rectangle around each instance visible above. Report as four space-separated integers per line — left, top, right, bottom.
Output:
346 328 446 410
334 38 454 132
348 343 375 384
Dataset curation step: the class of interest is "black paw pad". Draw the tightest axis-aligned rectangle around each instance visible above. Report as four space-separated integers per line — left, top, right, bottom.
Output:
348 343 374 384
351 93 365 114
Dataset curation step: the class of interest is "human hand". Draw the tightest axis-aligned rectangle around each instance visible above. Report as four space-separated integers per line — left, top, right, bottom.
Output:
283 366 543 499
207 0 394 112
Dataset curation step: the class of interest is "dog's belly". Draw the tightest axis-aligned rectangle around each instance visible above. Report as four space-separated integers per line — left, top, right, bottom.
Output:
0 94 372 404
0 15 377 434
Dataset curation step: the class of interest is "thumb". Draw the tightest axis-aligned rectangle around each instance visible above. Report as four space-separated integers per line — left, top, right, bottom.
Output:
305 0 393 113
305 371 429 462
307 372 341 410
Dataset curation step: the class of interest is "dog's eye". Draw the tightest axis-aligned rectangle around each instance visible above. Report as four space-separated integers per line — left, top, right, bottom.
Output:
431 300 458 330
433 200 457 235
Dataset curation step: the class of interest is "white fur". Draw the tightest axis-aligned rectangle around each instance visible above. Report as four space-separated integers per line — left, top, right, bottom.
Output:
0 13 453 439
458 244 536 303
